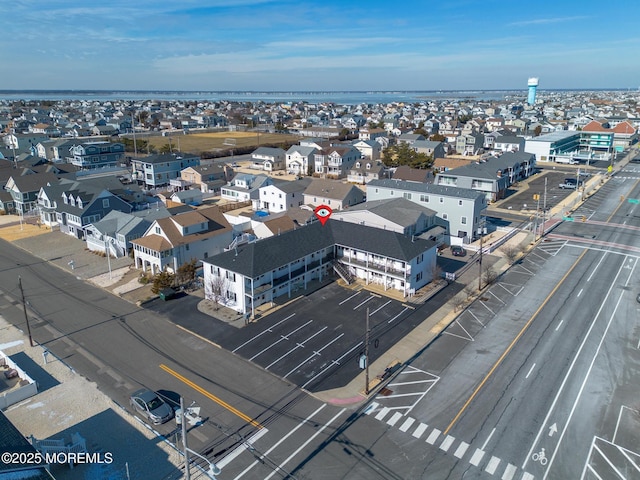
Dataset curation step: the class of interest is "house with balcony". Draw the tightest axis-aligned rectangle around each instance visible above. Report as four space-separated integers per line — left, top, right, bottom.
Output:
201 219 437 316
131 205 233 275
580 120 615 156
250 147 286 172
493 136 525 153
411 140 446 159
255 178 311 213
313 145 361 178
285 145 317 176
131 152 200 188
455 133 484 156
67 141 125 170
303 178 365 210
5 171 60 214
221 173 272 203
346 160 385 185
180 164 234 194
366 178 487 245
352 139 382 161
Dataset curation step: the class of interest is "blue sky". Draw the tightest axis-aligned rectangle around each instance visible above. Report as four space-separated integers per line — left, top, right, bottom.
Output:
2 0 639 91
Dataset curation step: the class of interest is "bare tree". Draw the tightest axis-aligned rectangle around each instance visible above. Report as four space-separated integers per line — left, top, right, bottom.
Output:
451 295 466 312
482 265 498 287
431 262 443 283
502 245 520 265
208 274 230 311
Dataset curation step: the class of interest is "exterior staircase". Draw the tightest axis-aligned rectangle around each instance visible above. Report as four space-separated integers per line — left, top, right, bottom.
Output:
333 261 355 285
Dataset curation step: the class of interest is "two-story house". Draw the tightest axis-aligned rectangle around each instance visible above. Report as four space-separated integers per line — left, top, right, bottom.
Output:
131 205 233 275
221 173 272 203
6 171 60 214
352 139 382 161
314 146 361 179
346 160 385 185
131 152 200 188
180 164 233 194
303 179 365 210
250 147 286 172
366 178 487 245
411 140 446 159
68 141 125 170
255 178 312 213
285 145 317 176
455 133 484 156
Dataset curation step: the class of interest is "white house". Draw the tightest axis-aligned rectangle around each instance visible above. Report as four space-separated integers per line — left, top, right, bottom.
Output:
221 174 271 202
251 147 286 171
255 178 312 213
285 145 317 176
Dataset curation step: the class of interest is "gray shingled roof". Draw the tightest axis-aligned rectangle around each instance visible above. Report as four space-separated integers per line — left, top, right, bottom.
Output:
367 178 484 200
205 219 435 278
346 197 437 226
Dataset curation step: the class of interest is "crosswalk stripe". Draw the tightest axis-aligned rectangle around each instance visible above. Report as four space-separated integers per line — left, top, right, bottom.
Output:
453 442 469 459
485 456 500 474
364 402 379 415
374 406 390 421
521 473 535 480
412 423 428 438
439 435 455 452
399 417 415 432
469 448 485 466
501 463 517 480
387 412 403 426
426 428 441 445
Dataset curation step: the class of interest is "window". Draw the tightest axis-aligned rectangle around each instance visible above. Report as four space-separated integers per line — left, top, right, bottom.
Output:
439 197 444 203
458 200 463 206
442 213 448 220
416 272 423 282
403 193 412 200
420 195 429 203
461 216 467 225
155 226 161 234
102 198 110 208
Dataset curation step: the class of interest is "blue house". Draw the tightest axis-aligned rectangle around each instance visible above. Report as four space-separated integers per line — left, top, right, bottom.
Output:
131 153 200 188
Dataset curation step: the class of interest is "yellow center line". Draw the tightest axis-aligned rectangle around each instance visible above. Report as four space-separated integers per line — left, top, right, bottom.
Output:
443 249 587 436
159 363 263 429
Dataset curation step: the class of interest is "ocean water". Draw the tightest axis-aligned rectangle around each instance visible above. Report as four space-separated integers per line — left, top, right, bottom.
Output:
0 90 523 104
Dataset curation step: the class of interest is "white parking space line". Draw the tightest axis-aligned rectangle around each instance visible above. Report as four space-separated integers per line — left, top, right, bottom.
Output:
440 435 454 452
426 429 441 445
469 448 485 466
370 300 392 315
399 417 415 432
488 290 506 305
442 319 474 342
353 295 375 310
338 291 361 305
387 412 403 426
479 301 495 315
249 320 313 361
388 307 409 324
501 463 517 480
521 473 535 480
265 326 328 369
233 404 326 480
412 423 428 438
485 456 500 474
467 309 485 327
264 409 346 480
384 392 428 399
375 406 390 421
301 341 363 389
389 379 434 387
496 283 516 295
218 427 269 468
232 314 295 353
453 441 469 459
283 333 344 378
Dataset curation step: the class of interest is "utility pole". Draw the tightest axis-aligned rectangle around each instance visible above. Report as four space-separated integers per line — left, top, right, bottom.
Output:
364 307 370 395
131 113 138 156
478 219 484 291
18 277 34 347
542 177 548 236
181 397 191 480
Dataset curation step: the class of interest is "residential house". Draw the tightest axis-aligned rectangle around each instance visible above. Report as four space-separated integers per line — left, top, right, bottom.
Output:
392 165 434 183
352 139 382 161
455 133 484 156
397 133 426 145
358 127 387 141
202 220 437 315
314 145 361 179
346 160 385 185
493 136 525 153
6 171 60 214
251 214 297 239
250 147 286 172
131 205 233 274
411 140 446 159
303 179 365 210
285 145 317 176
255 178 312 213
68 141 125 170
91 124 118 136
221 173 271 203
3 133 49 155
366 178 487 245
131 152 200 188
434 152 536 203
180 164 234 194
35 139 80 162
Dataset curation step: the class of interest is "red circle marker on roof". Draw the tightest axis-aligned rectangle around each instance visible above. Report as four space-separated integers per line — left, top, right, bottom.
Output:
313 204 332 226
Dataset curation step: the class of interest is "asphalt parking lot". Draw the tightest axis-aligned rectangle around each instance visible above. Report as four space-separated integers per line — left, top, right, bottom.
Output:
220 283 423 392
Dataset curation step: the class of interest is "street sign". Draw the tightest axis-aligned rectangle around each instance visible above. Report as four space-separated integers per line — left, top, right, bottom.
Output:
607 165 613 173
562 216 574 222
628 198 640 204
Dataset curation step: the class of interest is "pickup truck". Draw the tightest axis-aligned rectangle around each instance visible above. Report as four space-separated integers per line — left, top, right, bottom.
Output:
558 182 577 189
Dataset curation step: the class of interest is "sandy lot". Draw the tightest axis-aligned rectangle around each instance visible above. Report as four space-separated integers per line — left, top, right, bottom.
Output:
146 131 299 154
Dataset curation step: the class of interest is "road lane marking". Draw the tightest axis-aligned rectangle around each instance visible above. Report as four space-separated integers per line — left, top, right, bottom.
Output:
440 435 454 452
364 402 379 415
353 295 375 310
555 319 564 331
249 320 313 360
481 428 496 451
485 456 500 474
454 441 469 458
233 404 326 480
501 463 517 480
232 314 295 352
264 409 346 480
265 326 328 369
388 307 409 324
525 363 536 379
387 412 403 426
338 291 360 305
159 363 262 429
412 423 428 438
426 429 441 445
444 250 588 437
399 417 415 432
217 427 269 468
301 341 363 389
577 288 583 297
469 448 485 466
587 251 608 282
370 300 392 315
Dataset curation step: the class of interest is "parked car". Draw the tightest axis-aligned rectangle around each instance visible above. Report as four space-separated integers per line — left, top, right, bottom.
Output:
558 182 577 189
451 245 467 257
130 389 174 425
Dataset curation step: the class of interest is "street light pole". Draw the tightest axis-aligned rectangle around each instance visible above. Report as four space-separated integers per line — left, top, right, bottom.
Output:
364 307 370 395
104 238 112 280
18 276 34 347
181 397 191 480
478 220 484 291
